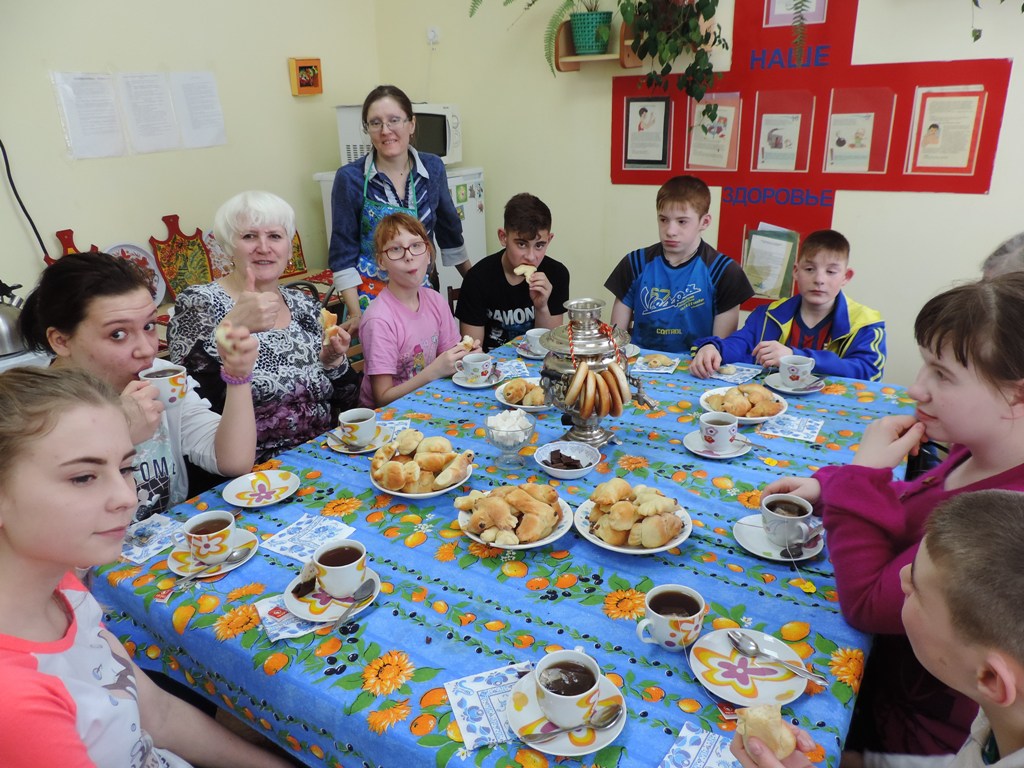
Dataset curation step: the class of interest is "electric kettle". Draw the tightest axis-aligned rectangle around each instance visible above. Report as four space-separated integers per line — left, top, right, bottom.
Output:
0 280 27 357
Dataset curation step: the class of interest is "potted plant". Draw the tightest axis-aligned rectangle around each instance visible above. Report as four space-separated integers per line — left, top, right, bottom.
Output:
469 0 613 75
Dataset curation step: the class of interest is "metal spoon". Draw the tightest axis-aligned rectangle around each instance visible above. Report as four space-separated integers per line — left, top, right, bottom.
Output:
174 547 250 589
727 630 827 686
520 704 624 744
331 578 377 630
789 376 824 392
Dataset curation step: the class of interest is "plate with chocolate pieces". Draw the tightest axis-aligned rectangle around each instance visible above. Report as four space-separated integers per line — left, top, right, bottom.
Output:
534 441 601 480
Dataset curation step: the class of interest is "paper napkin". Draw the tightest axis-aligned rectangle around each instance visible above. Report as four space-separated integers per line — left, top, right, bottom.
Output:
122 514 181 563
444 662 534 750
261 514 356 562
757 414 825 442
710 365 761 384
632 356 681 374
255 595 323 641
659 720 737 768
497 360 530 379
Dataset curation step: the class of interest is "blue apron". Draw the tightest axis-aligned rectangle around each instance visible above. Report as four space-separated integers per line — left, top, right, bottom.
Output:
355 162 421 311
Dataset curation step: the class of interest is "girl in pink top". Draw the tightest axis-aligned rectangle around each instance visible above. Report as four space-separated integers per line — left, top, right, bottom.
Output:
0 367 289 768
765 274 1024 760
359 212 479 407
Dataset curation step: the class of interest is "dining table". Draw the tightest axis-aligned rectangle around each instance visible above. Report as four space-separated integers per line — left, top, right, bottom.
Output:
92 340 916 768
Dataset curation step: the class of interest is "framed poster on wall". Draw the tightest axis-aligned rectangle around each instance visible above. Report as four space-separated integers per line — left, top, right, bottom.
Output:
906 85 986 175
685 93 742 172
624 96 670 168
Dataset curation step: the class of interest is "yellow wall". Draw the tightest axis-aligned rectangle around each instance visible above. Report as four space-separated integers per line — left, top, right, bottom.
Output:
3 0 1024 385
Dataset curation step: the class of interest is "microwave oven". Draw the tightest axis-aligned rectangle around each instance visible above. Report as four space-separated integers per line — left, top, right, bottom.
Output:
335 102 463 167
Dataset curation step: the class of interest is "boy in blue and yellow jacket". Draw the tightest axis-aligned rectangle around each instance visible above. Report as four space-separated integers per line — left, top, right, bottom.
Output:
690 230 885 381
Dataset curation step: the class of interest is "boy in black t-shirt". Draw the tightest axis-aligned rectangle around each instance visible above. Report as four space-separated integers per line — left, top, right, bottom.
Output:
456 193 570 352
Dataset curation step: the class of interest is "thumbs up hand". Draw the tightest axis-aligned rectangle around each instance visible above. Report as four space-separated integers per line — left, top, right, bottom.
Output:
225 260 281 332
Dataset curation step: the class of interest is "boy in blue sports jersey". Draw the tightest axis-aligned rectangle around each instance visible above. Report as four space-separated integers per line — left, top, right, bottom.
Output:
689 229 886 381
606 176 753 353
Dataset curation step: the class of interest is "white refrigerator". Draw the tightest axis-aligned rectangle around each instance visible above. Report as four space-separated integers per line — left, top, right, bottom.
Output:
313 166 486 306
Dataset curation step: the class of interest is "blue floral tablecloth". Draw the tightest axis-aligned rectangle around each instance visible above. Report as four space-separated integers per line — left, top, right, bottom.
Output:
92 344 915 768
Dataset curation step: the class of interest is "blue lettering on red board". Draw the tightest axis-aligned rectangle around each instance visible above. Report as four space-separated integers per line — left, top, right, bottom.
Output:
750 45 830 70
723 186 835 208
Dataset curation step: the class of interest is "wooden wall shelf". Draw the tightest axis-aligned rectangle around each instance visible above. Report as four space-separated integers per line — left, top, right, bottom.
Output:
555 22 642 72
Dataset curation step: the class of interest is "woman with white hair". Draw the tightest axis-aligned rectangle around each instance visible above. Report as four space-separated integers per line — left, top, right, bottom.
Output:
169 190 355 461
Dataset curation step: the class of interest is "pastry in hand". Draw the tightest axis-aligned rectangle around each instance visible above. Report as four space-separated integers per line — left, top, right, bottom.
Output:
736 704 797 760
320 308 341 345
459 334 475 351
513 265 537 279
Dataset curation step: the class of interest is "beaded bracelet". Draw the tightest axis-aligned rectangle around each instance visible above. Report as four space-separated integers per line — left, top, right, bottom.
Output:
220 368 253 386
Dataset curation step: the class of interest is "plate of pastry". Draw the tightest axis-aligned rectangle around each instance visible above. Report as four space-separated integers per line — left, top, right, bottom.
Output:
368 428 475 499
699 384 788 426
573 477 692 555
495 377 550 411
456 484 573 550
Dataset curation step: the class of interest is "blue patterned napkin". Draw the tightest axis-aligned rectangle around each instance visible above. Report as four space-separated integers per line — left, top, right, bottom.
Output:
444 662 534 750
632 356 682 374
659 720 738 768
757 414 825 442
255 595 323 641
261 514 356 562
710 365 761 384
122 514 181 563
497 360 530 379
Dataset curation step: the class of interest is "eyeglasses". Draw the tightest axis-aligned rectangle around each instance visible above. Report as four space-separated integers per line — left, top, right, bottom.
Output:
364 117 411 134
381 241 428 261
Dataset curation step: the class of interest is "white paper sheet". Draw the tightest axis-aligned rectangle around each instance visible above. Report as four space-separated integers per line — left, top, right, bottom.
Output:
170 72 226 148
52 72 126 158
117 72 180 153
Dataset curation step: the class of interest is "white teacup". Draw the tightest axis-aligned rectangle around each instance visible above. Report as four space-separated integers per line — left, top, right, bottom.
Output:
636 585 707 650
313 538 367 598
760 493 820 549
338 408 377 449
780 355 815 387
525 328 547 355
140 364 189 408
455 353 494 384
178 510 235 564
699 412 739 453
534 648 602 729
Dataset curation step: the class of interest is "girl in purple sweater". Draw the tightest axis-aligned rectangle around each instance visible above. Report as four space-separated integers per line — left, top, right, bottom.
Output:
766 274 1024 760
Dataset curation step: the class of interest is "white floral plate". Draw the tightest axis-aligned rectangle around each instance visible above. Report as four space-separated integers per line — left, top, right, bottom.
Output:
222 470 300 507
505 672 627 757
732 514 824 562
283 568 381 623
369 465 473 500
688 629 805 707
458 498 573 551
495 377 551 412
168 529 259 577
699 387 789 425
573 500 692 555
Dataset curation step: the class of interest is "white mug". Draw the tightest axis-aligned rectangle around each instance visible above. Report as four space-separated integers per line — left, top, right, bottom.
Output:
177 510 235 564
140 364 189 408
760 493 820 549
313 538 367 598
525 328 547 355
636 585 707 650
699 412 739 453
455 353 493 384
780 355 815 387
534 648 602 729
338 408 377 449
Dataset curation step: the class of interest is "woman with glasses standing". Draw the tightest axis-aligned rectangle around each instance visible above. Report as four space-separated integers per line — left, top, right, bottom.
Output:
358 213 479 407
328 85 472 332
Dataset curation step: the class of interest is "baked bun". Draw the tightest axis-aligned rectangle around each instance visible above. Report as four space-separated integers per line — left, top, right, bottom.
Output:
320 308 341 345
459 334 474 351
736 705 797 760
644 354 674 368
214 322 234 353
513 265 537 279
502 378 528 404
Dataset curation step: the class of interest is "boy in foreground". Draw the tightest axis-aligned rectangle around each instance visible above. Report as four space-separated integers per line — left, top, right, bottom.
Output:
690 229 886 381
731 489 1024 768
457 193 569 352
605 175 753 353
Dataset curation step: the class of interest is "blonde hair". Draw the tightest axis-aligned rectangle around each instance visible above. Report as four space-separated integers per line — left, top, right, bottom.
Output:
0 368 121 486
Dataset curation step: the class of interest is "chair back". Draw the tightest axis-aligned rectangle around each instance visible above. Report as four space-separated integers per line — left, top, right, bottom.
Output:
447 285 460 315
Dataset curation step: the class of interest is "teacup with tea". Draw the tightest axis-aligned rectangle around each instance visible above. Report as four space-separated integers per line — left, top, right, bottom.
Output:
455 353 494 384
313 538 366 598
140 364 189 408
636 584 707 650
534 648 602 729
760 493 819 549
337 407 378 449
178 510 235 564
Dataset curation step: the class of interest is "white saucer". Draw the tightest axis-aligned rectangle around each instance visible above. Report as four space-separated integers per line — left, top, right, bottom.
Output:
622 343 640 359
764 372 824 395
324 425 390 455
689 629 805 707
682 430 752 460
168 529 260 577
222 471 300 507
283 568 381 623
453 371 500 389
505 672 627 757
516 343 546 360
732 514 824 562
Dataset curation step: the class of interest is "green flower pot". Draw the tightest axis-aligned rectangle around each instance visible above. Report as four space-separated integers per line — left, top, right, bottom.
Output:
570 11 612 55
